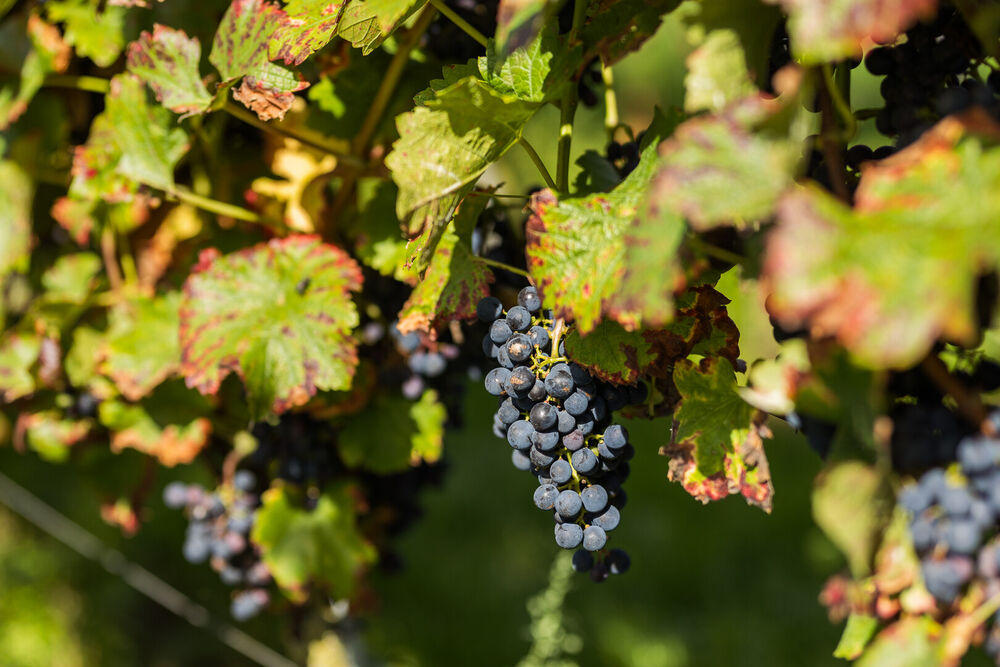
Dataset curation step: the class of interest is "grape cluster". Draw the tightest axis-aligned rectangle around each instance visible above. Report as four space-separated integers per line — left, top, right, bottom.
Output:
899 415 1000 629
163 472 272 620
478 287 644 581
389 323 462 401
867 6 990 147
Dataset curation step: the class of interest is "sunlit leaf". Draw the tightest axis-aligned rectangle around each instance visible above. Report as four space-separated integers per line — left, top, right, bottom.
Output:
337 0 424 54
46 0 126 67
126 24 214 115
100 292 181 401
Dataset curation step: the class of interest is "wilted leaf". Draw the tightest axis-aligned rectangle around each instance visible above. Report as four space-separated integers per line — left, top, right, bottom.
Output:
179 236 363 419
661 357 773 511
338 390 445 473
126 24 214 115
252 484 377 602
46 0 126 67
765 113 1000 368
0 161 33 276
251 139 337 232
100 292 181 401
813 461 890 578
396 193 494 334
99 381 213 466
767 0 936 63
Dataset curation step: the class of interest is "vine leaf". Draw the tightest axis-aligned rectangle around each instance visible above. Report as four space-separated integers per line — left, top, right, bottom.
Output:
684 29 757 113
0 161 33 277
210 0 308 120
565 286 740 385
98 381 213 466
480 25 573 103
126 24 214 115
0 15 71 129
766 0 936 63
338 390 446 474
661 357 773 512
343 179 413 282
578 0 681 66
765 112 1000 369
105 74 190 191
813 461 890 578
250 139 337 233
252 484 377 603
179 236 363 420
16 409 92 462
99 293 182 402
268 0 347 66
337 0 424 54
396 193 494 334
525 112 674 334
45 0 126 67
0 333 42 401
651 97 798 231
854 616 941 667
387 76 539 272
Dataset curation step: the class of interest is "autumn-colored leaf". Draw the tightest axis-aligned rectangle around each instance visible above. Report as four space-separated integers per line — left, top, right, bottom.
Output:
269 0 347 66
126 24 214 115
179 236 363 419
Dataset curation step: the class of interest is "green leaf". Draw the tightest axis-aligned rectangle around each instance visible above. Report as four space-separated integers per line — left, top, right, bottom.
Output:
100 293 181 402
65 326 114 397
40 253 101 304
269 0 347 66
337 0 425 54
651 99 798 231
387 76 539 270
46 0 125 67
98 381 213 466
684 30 757 113
661 357 773 511
565 286 740 384
834 614 879 660
343 178 412 281
0 161 33 277
252 484 377 602
480 25 573 104
0 333 41 401
771 0 935 64
179 236 363 419
18 409 91 462
525 113 673 334
104 74 190 191
0 16 70 130
126 24 214 115
396 193 494 333
855 617 941 667
766 116 1000 369
338 390 445 473
812 461 889 578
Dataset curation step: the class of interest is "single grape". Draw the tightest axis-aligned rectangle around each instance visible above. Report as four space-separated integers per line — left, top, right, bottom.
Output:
582 525 608 551
423 352 447 377
556 409 576 434
555 523 584 549
477 296 503 322
518 286 542 312
941 486 973 517
533 429 561 452
569 363 592 386
497 399 521 425
572 549 594 572
490 319 513 344
530 402 558 431
534 483 560 510
555 490 583 519
550 459 573 485
571 448 598 475
528 378 548 402
484 368 511 396
562 430 585 452
564 390 590 416
545 369 574 399
512 449 532 471
507 366 536 395
945 519 981 555
506 306 532 332
530 447 556 468
506 334 533 363
581 485 609 513
528 325 550 349
591 505 620 531
606 548 630 574
507 420 535 450
604 424 628 450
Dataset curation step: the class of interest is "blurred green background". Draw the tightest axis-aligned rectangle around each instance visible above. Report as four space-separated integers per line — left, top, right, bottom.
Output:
0 9 911 667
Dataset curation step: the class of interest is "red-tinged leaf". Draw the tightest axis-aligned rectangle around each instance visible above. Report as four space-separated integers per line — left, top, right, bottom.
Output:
767 0 936 63
98 382 213 466
0 333 42 401
269 0 347 66
126 24 213 115
16 409 92 462
99 293 181 401
660 357 773 511
565 286 740 385
396 193 494 334
252 484 377 602
765 113 1000 368
0 161 33 276
651 98 798 231
179 235 363 419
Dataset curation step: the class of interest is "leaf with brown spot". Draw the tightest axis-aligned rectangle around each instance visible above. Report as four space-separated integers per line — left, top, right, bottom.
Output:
765 113 1000 369
269 0 347 66
126 24 214 115
179 235 363 420
660 357 772 511
98 381 213 466
396 193 494 334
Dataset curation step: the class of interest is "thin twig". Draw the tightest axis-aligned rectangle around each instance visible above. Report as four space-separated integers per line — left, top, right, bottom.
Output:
166 187 267 224
476 255 531 278
43 74 111 94
518 138 558 192
426 0 488 46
